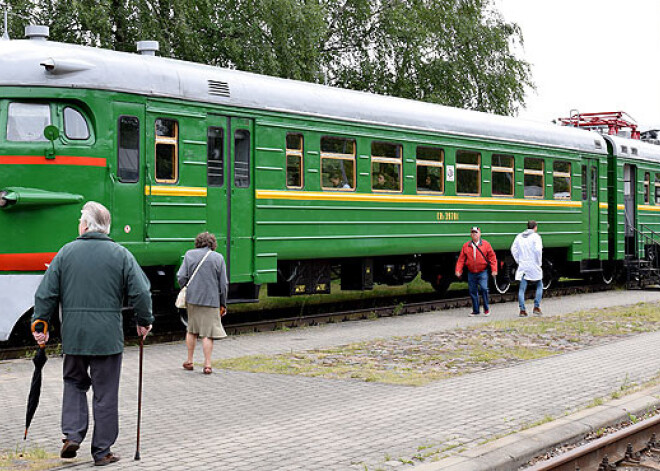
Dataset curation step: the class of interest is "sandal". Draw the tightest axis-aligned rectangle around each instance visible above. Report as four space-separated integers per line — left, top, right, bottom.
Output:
203 366 212 375
182 361 194 371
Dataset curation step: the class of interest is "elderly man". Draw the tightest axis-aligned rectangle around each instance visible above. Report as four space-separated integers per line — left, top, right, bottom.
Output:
455 226 498 316
511 220 544 317
32 201 153 466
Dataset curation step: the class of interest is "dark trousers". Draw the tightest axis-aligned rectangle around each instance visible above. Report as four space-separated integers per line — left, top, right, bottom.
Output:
467 270 490 313
62 353 122 460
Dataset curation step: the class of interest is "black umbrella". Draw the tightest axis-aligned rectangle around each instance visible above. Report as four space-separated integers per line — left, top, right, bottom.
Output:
24 320 48 440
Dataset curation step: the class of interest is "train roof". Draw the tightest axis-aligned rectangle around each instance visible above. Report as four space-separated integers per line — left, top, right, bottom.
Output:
603 135 660 163
0 39 608 155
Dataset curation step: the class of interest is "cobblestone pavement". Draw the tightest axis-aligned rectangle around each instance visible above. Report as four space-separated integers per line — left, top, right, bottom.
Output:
2 290 660 470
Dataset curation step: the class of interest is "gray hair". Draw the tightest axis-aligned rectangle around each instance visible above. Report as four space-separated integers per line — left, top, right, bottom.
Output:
81 201 111 234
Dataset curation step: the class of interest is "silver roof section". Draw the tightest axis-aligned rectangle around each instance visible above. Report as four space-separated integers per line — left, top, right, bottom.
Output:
604 135 660 163
0 40 608 155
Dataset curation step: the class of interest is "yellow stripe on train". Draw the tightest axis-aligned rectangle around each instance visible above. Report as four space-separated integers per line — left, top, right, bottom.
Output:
144 186 207 197
256 190 582 207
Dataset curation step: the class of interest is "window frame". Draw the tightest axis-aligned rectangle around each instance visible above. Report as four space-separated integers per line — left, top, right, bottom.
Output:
455 149 481 196
285 133 304 190
320 136 356 191
644 172 651 205
233 129 251 189
552 160 572 200
117 115 140 184
416 145 444 194
491 154 514 197
655 173 660 205
523 157 545 199
371 141 402 193
154 118 179 184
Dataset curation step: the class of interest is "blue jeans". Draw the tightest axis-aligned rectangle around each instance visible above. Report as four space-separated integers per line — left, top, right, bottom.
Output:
467 271 489 313
519 275 543 311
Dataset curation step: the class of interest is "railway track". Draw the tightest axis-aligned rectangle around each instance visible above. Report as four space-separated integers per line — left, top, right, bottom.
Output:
527 414 660 470
0 281 613 360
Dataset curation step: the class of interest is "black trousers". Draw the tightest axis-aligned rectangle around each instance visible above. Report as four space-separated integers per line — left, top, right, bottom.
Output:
62 353 122 460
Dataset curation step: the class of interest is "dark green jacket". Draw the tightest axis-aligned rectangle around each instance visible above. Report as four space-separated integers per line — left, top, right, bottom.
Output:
32 232 153 355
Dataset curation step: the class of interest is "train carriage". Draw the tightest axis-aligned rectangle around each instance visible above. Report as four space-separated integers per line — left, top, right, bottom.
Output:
0 30 649 341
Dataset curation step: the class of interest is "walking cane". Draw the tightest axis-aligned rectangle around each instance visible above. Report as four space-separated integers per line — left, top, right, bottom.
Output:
134 336 144 461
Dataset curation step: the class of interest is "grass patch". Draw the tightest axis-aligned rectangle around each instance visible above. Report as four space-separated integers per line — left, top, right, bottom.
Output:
0 446 61 471
215 302 660 386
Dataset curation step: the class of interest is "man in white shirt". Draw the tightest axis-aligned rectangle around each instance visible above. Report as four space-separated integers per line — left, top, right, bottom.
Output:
511 221 543 317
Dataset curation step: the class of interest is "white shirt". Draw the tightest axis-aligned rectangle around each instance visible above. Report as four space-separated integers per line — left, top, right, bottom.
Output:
510 229 543 281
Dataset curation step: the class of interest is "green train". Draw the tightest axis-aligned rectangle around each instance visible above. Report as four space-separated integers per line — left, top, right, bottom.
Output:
2 28 659 341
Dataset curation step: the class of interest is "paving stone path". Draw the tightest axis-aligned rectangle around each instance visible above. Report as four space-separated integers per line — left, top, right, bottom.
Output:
2 290 660 470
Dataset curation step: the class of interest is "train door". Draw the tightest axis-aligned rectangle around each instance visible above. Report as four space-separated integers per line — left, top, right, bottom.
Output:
583 159 600 258
624 164 637 257
205 115 229 261
111 102 145 243
227 117 255 282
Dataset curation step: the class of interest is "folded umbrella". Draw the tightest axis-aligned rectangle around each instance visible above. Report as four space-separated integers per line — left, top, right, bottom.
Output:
24 320 48 440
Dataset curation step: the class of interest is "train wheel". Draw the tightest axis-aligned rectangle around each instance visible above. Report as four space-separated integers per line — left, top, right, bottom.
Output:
492 272 511 294
601 262 615 285
542 259 557 290
179 310 188 328
430 273 452 297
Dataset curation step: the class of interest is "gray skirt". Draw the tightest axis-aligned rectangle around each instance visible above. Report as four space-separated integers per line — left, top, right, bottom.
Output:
186 303 227 339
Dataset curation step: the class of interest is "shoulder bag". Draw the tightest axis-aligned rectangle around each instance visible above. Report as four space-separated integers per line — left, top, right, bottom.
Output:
175 250 212 309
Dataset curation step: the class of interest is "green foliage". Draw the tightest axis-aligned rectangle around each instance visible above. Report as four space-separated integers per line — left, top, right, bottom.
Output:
3 0 532 114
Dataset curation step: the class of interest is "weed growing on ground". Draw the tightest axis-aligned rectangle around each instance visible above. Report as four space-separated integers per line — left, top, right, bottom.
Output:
0 445 60 471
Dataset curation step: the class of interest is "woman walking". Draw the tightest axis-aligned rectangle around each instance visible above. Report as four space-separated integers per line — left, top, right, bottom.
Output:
177 232 228 374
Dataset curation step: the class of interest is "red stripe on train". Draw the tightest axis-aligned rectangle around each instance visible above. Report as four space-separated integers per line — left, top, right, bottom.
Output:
0 156 107 167
0 253 57 271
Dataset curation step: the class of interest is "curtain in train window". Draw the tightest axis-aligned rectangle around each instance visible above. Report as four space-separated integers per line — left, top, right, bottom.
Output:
118 116 139 183
416 146 444 193
286 134 303 189
371 142 402 191
320 136 355 190
524 158 544 198
492 154 514 196
7 102 51 141
456 150 480 195
154 118 178 183
234 129 251 188
207 127 224 187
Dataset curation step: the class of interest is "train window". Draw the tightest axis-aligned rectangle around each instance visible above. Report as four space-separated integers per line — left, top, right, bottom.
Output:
591 167 598 201
234 130 251 188
372 142 402 191
456 150 480 195
581 165 587 201
207 127 224 187
7 102 51 141
523 158 544 198
154 118 178 183
117 116 140 183
416 146 444 193
63 107 90 140
320 136 355 190
655 174 660 204
286 134 303 189
492 154 514 196
644 172 651 204
553 161 571 200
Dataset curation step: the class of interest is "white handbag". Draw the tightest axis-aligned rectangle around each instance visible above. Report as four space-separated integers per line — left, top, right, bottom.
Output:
176 250 212 309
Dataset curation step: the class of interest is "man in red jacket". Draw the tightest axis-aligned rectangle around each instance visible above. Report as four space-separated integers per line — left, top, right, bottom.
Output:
455 226 498 316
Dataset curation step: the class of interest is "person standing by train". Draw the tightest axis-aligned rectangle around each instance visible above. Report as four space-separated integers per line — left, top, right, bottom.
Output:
455 227 498 316
511 220 544 317
31 201 153 466
178 232 228 375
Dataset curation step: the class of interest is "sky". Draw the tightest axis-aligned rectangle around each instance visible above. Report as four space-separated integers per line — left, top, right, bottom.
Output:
494 0 660 131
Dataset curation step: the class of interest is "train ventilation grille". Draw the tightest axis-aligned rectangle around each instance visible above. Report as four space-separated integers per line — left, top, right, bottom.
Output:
208 80 230 98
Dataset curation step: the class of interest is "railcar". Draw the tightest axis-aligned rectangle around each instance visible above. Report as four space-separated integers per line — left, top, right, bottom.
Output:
1 28 656 341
